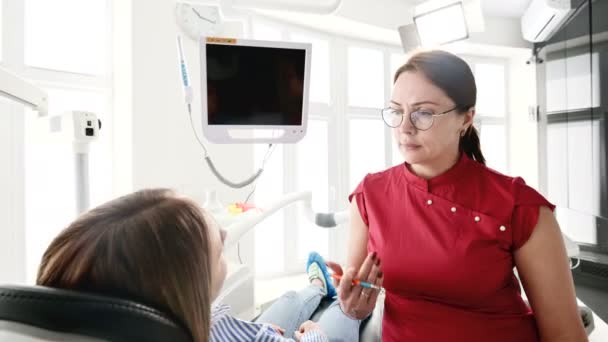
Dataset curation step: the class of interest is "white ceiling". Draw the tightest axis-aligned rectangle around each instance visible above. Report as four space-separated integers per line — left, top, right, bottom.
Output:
407 0 532 18
480 0 532 18
251 0 533 51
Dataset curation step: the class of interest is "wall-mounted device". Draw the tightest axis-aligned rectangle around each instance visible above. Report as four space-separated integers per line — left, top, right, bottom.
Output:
175 3 222 40
521 0 575 42
49 111 102 214
49 111 101 152
200 37 312 144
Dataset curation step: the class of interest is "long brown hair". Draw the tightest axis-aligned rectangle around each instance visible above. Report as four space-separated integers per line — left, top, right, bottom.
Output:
394 50 486 165
37 189 212 342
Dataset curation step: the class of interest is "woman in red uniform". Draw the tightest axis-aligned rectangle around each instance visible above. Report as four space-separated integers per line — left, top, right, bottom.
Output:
328 50 588 341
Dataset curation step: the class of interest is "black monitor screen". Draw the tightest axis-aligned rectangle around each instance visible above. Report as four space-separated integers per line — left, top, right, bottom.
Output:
206 44 306 126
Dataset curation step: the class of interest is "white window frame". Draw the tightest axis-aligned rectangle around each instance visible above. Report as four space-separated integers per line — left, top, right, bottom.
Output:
248 16 512 277
462 55 511 173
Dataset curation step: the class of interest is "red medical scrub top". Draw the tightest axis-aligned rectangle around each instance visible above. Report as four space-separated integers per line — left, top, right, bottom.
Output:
349 154 555 342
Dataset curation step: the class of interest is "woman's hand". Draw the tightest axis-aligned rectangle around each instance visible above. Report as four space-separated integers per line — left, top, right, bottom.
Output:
294 320 324 341
326 252 383 320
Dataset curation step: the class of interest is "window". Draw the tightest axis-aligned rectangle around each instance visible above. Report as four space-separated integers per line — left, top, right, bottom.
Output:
391 136 403 166
349 118 386 191
390 53 406 82
296 119 329 259
25 0 108 75
389 53 407 166
469 59 509 174
546 123 569 207
3 0 115 282
253 143 285 275
348 46 384 108
289 32 330 104
24 87 111 281
479 122 507 173
247 17 512 277
475 63 506 117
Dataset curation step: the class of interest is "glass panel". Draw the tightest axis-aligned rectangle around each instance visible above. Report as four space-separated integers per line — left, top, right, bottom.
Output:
391 139 403 166
390 53 407 83
296 120 329 259
347 46 384 108
556 208 597 245
289 32 330 104
349 118 386 191
254 143 284 275
546 57 568 113
567 120 595 215
390 53 406 166
546 122 569 208
24 0 108 75
24 87 110 281
475 63 506 117
479 123 507 174
564 53 600 111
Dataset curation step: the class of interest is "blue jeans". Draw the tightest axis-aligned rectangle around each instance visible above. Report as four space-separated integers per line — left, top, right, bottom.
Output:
255 285 360 342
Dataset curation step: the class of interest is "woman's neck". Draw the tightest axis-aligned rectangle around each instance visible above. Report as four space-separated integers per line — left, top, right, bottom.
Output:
410 150 461 180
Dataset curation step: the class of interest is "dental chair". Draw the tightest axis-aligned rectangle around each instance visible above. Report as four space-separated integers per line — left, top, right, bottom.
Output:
0 285 192 342
0 284 381 342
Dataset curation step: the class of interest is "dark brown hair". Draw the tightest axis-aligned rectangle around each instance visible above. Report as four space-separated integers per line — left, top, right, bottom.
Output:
37 189 212 342
394 49 486 165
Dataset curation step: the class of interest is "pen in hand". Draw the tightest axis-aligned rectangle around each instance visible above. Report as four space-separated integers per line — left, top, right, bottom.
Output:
330 273 384 291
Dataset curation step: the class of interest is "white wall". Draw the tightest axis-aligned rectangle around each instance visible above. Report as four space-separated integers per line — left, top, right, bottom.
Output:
112 0 133 196
115 0 257 264
469 17 531 49
508 52 540 189
0 103 26 284
1 0 27 284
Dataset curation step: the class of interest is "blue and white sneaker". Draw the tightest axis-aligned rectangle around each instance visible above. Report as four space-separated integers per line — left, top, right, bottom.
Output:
306 251 337 298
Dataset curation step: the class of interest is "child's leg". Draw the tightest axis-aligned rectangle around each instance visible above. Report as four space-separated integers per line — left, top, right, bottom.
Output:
255 252 336 338
255 284 324 338
316 300 361 342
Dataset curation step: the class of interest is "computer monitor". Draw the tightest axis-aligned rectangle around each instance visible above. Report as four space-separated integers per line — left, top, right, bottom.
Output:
200 37 312 144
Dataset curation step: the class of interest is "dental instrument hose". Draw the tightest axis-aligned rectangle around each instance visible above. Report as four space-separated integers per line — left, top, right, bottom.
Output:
178 35 272 189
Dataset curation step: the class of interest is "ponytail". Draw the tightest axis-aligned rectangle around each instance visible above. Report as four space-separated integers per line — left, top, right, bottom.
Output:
460 126 485 165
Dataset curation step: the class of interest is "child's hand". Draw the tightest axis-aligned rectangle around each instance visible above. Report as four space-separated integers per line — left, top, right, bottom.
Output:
269 324 285 336
294 320 323 341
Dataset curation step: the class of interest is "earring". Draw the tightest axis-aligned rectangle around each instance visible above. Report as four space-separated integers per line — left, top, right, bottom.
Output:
459 130 466 138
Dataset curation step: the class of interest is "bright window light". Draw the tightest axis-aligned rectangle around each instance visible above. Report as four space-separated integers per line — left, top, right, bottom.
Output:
414 2 468 46
25 0 108 75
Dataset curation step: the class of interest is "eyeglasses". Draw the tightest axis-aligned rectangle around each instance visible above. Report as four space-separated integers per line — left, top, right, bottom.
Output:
381 106 458 131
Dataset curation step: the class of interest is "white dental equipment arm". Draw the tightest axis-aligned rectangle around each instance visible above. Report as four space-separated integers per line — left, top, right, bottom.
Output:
224 192 312 249
0 65 48 116
0 65 99 215
223 191 349 249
